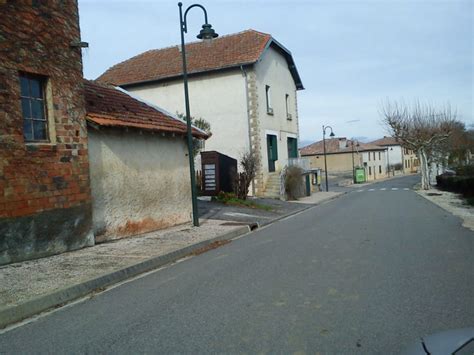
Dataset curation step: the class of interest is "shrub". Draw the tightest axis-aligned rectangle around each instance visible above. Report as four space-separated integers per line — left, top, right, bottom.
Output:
455 164 474 177
233 151 259 200
284 166 304 200
436 175 474 198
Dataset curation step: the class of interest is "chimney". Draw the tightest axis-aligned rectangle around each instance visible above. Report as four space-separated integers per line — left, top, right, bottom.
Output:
339 137 347 149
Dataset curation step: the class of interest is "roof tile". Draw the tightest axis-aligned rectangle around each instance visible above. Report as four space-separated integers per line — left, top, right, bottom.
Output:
97 30 271 86
300 138 385 156
84 80 208 139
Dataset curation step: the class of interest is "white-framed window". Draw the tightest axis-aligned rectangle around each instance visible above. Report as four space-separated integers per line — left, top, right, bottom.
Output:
265 85 273 115
285 93 291 120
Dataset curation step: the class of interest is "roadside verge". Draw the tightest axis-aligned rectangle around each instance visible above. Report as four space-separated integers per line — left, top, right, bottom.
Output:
416 188 474 232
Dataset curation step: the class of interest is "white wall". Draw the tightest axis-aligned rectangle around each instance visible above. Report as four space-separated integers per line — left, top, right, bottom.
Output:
362 150 387 180
255 47 299 175
127 69 249 164
385 145 403 167
88 129 192 242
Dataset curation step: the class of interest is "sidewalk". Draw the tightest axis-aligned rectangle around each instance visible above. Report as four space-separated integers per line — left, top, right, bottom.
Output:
416 188 474 232
0 219 249 328
289 191 343 204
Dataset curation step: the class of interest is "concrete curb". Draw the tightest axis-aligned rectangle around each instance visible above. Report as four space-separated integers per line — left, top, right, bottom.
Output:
0 225 250 329
259 192 348 228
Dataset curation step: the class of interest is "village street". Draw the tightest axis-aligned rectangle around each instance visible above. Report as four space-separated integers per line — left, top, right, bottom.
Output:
1 175 473 353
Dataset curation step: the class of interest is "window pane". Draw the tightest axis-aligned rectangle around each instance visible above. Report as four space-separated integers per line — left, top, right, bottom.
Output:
30 78 43 98
21 98 31 118
20 76 30 96
33 120 47 140
31 99 45 120
23 119 33 141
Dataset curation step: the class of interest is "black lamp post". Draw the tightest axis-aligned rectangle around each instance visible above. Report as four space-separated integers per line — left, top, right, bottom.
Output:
178 2 218 227
322 125 335 192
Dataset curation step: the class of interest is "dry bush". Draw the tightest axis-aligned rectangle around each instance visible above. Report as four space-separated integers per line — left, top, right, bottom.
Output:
284 166 303 200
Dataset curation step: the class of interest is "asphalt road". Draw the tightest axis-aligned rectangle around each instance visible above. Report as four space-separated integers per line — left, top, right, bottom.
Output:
1 175 473 354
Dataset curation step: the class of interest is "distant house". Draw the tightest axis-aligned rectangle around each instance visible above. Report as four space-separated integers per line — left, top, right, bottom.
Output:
84 80 208 242
370 136 419 174
97 29 304 197
300 137 387 181
0 1 93 265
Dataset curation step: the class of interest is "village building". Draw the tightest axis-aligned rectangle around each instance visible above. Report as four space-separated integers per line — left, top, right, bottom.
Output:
97 29 304 197
300 137 387 182
370 136 419 174
0 1 93 265
84 80 207 242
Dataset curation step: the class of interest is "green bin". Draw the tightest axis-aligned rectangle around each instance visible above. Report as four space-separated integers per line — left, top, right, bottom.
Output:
354 167 366 183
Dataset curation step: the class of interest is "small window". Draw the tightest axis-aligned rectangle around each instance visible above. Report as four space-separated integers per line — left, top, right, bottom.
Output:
378 152 381 160
379 165 382 174
285 94 291 120
373 152 376 160
265 85 273 115
20 73 48 142
368 153 371 161
369 167 372 175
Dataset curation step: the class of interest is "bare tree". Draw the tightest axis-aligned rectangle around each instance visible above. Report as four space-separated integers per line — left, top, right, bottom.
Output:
381 100 458 189
233 151 259 200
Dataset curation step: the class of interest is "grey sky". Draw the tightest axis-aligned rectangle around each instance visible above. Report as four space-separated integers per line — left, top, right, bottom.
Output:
79 0 473 143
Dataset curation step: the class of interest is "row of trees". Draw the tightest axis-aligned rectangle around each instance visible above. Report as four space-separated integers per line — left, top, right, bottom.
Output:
381 100 473 190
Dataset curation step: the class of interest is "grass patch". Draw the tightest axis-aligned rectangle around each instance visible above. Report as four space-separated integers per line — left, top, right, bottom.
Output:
214 192 273 211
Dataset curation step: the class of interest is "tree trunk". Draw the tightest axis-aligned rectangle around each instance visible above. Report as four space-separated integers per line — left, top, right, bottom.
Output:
418 148 430 190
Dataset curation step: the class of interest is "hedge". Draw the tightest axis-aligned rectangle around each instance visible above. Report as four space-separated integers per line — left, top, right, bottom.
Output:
436 175 474 198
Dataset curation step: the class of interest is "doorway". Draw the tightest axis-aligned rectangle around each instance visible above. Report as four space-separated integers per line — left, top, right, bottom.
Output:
266 134 278 172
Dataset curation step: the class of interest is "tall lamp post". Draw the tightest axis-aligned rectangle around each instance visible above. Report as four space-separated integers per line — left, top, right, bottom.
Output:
350 139 360 183
178 2 218 227
322 125 335 192
386 147 393 176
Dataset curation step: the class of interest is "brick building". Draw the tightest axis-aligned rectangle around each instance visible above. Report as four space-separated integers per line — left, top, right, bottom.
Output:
0 1 93 265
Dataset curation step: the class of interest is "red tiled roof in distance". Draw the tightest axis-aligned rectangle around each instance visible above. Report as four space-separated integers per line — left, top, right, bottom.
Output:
300 138 386 156
369 136 400 146
97 29 303 89
84 80 208 139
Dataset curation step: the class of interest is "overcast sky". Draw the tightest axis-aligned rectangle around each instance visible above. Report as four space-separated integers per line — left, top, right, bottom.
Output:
79 0 473 144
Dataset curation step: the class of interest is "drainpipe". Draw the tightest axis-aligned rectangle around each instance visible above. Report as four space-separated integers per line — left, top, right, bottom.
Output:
241 65 256 196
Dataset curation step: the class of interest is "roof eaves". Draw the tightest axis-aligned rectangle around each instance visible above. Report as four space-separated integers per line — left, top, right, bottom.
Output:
120 62 255 89
113 86 209 138
260 38 304 90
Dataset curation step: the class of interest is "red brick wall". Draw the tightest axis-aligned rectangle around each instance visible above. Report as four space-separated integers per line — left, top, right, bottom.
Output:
0 0 93 264
0 0 91 217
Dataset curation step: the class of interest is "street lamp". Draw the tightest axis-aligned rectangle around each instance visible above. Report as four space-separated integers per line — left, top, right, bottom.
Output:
386 147 393 177
322 125 335 192
178 2 218 227
349 139 360 183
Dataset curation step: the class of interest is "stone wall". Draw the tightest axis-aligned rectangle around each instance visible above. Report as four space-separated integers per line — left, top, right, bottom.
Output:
246 69 264 195
0 0 93 265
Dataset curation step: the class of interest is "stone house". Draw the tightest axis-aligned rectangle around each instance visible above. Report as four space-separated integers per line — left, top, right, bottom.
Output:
370 136 419 174
97 29 304 197
84 80 207 242
0 1 93 265
300 137 387 182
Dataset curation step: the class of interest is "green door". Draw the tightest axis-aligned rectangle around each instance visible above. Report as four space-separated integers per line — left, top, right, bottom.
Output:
287 137 298 158
266 134 278 172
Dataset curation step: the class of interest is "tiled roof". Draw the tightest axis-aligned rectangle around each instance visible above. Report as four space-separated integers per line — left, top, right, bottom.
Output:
300 138 385 156
84 80 208 139
369 136 400 146
97 29 303 89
